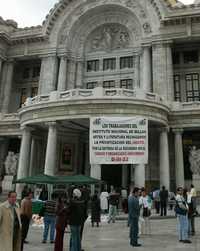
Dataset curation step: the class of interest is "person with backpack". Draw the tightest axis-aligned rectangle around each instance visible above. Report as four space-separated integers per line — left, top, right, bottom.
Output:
175 187 191 244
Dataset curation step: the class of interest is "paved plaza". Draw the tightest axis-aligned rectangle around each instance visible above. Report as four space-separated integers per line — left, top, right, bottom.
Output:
23 216 200 251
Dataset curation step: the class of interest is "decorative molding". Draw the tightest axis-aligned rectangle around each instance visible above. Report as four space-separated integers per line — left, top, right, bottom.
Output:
44 0 161 39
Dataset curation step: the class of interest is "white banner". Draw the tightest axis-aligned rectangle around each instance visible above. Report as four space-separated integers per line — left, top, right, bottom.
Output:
90 117 148 164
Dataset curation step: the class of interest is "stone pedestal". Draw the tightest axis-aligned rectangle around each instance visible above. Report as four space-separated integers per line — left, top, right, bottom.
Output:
2 175 14 191
192 174 200 193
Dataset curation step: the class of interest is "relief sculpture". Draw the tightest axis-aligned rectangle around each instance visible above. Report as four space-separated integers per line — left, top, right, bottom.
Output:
90 24 130 51
189 146 200 176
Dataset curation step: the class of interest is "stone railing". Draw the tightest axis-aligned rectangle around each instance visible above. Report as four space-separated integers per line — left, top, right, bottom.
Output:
24 87 166 107
172 101 200 111
0 113 19 121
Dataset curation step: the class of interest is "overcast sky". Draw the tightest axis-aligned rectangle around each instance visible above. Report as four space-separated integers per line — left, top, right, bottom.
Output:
0 0 195 28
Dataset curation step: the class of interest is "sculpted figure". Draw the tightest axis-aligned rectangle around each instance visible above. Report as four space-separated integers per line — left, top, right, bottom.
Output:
189 146 200 175
4 151 18 175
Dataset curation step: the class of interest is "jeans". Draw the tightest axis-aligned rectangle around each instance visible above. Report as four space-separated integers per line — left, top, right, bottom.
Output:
177 214 189 240
108 205 117 223
129 217 139 245
43 215 56 241
70 225 81 251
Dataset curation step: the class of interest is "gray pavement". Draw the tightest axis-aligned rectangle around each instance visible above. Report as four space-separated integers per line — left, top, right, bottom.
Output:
24 216 200 251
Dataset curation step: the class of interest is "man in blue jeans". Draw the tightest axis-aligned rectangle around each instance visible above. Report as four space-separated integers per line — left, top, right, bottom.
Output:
42 193 56 243
175 187 192 244
128 187 141 247
107 189 119 223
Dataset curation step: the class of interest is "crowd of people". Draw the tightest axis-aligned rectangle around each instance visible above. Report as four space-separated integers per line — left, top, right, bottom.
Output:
0 183 198 250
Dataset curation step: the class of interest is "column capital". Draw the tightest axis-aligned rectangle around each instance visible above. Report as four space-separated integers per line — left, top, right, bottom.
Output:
172 128 184 134
152 40 173 48
20 125 34 132
6 58 15 64
0 55 5 61
45 121 58 128
58 54 68 60
141 43 152 48
38 53 57 59
159 126 169 133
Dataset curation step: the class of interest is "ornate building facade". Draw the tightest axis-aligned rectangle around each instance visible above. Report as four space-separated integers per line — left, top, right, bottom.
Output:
0 0 200 192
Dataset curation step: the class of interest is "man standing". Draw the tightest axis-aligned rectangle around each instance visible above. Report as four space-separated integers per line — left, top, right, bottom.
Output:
20 191 33 250
107 189 119 223
159 186 168 216
175 187 191 243
42 193 57 243
0 191 21 251
69 188 86 251
128 187 141 247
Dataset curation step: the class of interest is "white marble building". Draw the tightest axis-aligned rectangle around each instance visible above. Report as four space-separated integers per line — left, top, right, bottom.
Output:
0 0 200 192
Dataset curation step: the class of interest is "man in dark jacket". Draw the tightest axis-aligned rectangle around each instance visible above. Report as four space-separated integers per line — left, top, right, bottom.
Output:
128 187 141 247
107 190 119 223
69 189 86 251
159 186 168 216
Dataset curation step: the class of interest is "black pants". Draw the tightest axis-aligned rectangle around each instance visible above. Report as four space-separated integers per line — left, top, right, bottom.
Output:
21 215 30 251
191 217 195 233
160 201 167 216
155 201 160 214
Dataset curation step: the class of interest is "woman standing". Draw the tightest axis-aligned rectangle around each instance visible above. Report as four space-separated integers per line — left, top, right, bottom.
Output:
91 194 101 227
54 197 69 251
140 190 152 235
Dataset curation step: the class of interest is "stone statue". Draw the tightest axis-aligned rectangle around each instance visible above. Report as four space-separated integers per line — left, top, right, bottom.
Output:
4 151 18 176
189 146 200 175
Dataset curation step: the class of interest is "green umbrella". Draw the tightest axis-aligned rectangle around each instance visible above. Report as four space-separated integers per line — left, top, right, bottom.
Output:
13 174 57 184
56 174 102 185
13 174 102 185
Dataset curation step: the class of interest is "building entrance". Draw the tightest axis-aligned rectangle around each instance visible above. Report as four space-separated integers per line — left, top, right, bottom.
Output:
101 164 122 189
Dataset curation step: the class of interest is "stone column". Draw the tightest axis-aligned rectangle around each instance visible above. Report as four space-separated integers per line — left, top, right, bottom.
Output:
38 56 58 94
44 122 57 176
16 126 32 198
130 165 134 183
76 60 83 88
122 164 128 188
152 41 174 101
0 137 9 170
142 46 152 92
84 142 90 176
68 58 76 90
134 164 145 187
135 54 140 88
166 43 174 101
1 60 14 113
90 164 101 180
29 137 36 176
57 56 67 91
159 128 170 190
173 129 184 187
0 58 3 79
0 59 3 105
